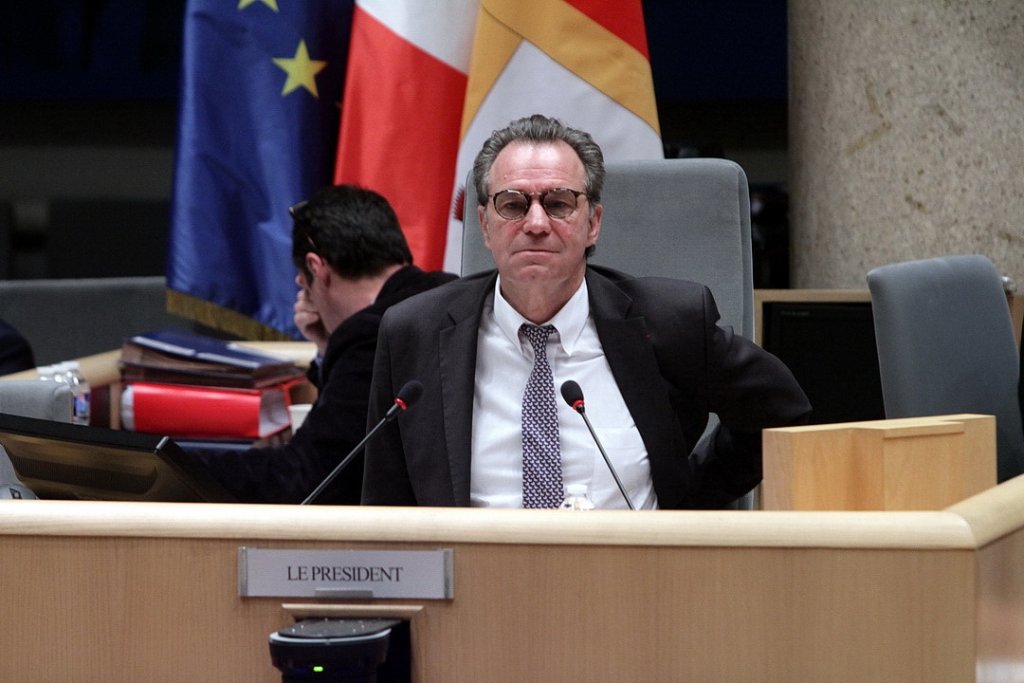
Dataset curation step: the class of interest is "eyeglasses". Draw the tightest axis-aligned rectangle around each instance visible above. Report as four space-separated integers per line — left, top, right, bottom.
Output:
489 188 586 220
288 200 308 218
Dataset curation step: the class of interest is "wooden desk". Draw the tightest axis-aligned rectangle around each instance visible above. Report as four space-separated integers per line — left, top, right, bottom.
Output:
1 480 1024 682
0 349 122 387
0 342 317 428
754 288 1024 347
1 336 1021 679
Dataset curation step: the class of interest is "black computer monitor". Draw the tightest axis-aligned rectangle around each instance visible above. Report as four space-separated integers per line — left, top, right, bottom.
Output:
0 412 236 502
761 300 886 425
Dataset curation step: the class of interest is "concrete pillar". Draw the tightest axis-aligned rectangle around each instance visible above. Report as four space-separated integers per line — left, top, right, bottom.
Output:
788 0 1024 287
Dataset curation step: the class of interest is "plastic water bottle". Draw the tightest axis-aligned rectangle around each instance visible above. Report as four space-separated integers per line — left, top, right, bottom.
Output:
59 361 91 426
36 364 57 382
559 484 595 511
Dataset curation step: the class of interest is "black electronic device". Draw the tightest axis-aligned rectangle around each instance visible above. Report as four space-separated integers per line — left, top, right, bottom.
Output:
0 412 236 502
269 618 404 683
761 301 886 425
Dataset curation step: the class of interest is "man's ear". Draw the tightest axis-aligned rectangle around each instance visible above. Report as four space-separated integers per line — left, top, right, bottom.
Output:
305 252 329 284
478 204 491 248
586 203 603 248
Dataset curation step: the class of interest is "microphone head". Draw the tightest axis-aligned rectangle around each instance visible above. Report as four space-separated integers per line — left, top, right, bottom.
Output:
394 380 423 410
560 380 585 412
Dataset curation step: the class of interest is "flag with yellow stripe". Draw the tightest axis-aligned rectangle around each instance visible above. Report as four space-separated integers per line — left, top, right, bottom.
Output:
443 0 662 271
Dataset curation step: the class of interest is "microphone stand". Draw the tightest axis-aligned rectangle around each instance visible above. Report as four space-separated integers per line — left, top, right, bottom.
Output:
300 403 402 506
572 406 635 510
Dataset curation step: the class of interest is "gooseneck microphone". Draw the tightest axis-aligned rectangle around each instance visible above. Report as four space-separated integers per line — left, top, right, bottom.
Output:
301 380 423 505
560 380 635 510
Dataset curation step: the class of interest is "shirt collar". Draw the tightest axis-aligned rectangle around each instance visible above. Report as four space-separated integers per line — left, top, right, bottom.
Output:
492 274 590 355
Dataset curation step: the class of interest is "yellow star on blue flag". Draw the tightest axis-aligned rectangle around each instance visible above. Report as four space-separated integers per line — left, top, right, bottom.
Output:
273 40 327 97
238 0 278 10
169 0 354 337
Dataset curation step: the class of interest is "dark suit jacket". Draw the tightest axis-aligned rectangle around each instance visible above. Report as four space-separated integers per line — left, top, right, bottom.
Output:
362 265 811 509
193 266 456 504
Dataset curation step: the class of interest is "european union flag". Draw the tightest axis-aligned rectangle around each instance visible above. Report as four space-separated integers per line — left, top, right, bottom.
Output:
168 0 354 338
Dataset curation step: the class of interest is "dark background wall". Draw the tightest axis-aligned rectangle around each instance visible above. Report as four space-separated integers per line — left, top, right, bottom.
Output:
0 1 789 282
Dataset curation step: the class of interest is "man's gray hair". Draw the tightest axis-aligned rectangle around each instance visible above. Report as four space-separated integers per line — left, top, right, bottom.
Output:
471 114 606 208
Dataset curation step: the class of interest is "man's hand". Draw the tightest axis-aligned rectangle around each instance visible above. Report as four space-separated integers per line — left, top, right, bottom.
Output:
293 287 328 354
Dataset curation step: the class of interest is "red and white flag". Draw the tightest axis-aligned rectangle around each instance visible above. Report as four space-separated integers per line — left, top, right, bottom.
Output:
334 0 477 270
335 0 661 272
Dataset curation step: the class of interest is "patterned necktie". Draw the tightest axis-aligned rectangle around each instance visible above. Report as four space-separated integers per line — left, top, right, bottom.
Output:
520 323 563 508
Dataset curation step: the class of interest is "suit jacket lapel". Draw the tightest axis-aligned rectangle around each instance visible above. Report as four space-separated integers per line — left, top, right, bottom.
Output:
438 273 497 505
586 270 684 503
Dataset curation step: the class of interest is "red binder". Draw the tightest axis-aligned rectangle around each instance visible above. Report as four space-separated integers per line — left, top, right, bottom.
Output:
122 382 292 439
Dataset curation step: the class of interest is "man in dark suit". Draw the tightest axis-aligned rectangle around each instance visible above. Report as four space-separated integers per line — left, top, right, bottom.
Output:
193 185 455 504
362 115 810 509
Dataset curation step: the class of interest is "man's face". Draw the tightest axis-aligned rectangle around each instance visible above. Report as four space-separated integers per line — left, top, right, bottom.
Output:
479 141 601 294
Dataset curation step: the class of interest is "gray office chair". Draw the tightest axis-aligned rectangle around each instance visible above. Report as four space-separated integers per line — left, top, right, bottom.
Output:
0 276 195 366
867 254 1024 482
462 158 757 506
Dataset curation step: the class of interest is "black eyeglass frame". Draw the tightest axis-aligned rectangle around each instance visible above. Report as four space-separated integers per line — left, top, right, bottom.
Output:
289 199 318 252
488 188 587 220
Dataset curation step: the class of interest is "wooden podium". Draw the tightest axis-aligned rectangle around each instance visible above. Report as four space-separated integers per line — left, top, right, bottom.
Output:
0 388 1016 681
1 477 1024 682
763 414 997 510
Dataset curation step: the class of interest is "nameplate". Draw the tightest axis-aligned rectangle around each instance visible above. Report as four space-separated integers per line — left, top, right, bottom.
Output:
238 548 453 599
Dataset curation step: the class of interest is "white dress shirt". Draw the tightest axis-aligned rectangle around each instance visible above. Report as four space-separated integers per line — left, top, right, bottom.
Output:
470 277 658 509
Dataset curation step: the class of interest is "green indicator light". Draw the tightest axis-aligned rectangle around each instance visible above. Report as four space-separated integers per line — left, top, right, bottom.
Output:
313 666 325 673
